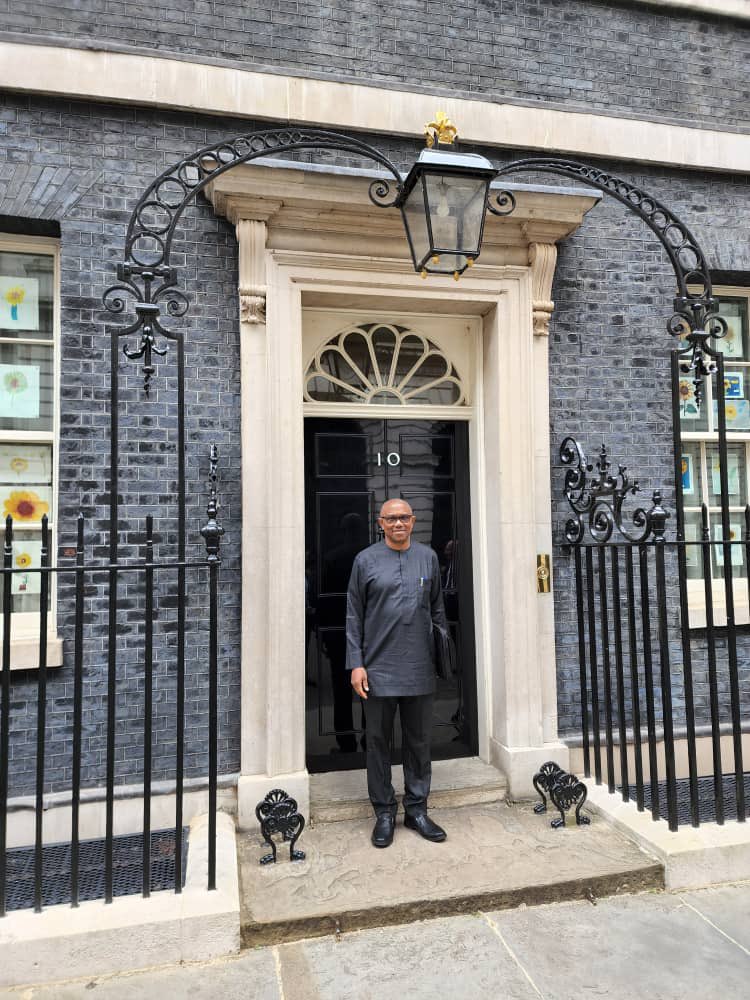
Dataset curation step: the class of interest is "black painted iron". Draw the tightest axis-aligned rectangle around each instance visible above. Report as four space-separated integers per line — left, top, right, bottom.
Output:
549 773 591 829
255 790 306 865
495 157 722 393
559 433 750 834
532 763 590 829
532 761 565 814
560 438 656 545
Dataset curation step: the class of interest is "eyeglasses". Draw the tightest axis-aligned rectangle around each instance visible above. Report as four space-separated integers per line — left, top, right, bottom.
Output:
380 515 414 524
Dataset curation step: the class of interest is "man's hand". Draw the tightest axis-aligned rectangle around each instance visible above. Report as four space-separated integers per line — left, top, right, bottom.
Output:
351 667 369 700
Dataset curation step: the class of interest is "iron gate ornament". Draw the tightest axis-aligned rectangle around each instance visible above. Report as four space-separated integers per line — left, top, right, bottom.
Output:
255 789 306 865
532 761 565 814
532 761 590 829
560 437 670 545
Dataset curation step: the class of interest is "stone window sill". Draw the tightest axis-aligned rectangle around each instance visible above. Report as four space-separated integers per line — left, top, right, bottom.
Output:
5 636 64 671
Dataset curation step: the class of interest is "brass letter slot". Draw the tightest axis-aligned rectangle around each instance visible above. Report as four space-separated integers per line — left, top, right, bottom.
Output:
537 554 551 594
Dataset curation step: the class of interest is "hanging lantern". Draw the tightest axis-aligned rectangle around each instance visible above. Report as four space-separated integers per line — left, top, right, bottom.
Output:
398 113 499 280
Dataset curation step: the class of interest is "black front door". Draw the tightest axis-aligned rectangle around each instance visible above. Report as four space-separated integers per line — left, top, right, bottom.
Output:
304 417 477 773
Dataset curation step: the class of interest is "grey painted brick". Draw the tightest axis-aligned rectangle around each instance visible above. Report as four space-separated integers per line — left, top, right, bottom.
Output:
1 1 749 130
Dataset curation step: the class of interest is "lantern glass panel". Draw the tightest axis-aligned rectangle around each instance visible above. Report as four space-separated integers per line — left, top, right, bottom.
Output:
402 180 431 269
424 173 488 257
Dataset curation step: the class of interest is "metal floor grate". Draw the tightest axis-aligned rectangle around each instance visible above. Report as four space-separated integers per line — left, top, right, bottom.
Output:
5 827 189 912
618 773 750 825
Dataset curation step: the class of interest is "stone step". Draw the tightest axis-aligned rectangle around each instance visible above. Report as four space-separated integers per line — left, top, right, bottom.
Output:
309 756 507 823
238 800 664 948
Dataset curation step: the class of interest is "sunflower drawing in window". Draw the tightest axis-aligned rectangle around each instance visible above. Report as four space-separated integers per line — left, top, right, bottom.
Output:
713 398 750 430
2 490 49 522
679 378 699 419
15 550 32 592
3 286 25 323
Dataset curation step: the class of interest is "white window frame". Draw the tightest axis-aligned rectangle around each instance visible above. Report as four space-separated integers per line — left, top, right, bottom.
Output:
0 233 63 668
682 284 750 628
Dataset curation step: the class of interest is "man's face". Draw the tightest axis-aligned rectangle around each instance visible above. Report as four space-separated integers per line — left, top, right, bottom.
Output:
378 500 415 547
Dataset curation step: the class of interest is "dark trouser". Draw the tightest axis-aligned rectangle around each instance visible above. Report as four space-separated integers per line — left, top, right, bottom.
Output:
364 694 433 818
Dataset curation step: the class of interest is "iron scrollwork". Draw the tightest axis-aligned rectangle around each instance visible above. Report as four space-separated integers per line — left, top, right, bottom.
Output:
495 157 723 405
255 789 306 865
200 444 224 562
560 437 669 545
532 761 565 814
532 761 590 829
104 128 406 393
549 773 591 829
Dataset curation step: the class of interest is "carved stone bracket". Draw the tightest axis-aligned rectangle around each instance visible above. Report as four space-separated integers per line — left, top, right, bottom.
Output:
239 291 266 324
528 242 557 337
237 218 268 326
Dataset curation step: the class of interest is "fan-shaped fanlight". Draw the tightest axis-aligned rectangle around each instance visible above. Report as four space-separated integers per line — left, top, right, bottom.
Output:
304 323 465 406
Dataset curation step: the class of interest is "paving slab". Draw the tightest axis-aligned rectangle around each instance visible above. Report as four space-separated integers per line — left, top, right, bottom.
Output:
277 914 538 1000
0 947 280 1000
680 881 750 952
239 801 663 945
488 893 750 1000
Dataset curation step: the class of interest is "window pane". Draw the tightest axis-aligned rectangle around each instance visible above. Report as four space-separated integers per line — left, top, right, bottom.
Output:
712 363 750 432
713 297 748 361
711 518 744 580
0 342 54 431
707 443 746 506
10 528 51 614
680 443 702 502
0 444 53 526
0 252 54 341
683 510 704 581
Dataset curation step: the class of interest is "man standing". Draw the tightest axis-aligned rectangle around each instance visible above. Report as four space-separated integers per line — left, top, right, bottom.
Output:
346 498 448 848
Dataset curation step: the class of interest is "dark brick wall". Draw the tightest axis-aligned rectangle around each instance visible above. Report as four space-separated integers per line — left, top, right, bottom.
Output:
2 0 748 131
1 93 246 794
548 162 750 736
0 84 748 794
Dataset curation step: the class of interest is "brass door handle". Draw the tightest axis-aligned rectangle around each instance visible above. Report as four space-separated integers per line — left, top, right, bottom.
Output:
537 554 551 594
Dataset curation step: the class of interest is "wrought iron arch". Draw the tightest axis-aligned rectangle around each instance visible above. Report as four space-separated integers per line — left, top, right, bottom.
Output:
104 127 407 393
495 157 725 396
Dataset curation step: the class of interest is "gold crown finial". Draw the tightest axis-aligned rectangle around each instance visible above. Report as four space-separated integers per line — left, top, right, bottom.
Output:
424 111 458 149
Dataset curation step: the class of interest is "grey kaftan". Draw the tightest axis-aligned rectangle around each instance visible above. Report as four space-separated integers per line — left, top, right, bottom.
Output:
345 540 447 697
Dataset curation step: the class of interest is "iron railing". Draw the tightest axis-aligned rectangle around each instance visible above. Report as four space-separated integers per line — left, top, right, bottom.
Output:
561 400 750 831
0 454 221 916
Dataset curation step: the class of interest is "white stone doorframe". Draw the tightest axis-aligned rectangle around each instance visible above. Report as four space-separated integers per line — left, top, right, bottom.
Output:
233 251 568 827
204 166 598 827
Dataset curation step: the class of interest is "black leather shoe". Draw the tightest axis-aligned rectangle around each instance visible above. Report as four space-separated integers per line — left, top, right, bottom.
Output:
404 812 447 842
371 813 396 848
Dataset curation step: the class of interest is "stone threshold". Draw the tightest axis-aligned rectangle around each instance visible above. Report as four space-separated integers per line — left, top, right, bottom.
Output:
238 800 664 947
309 756 507 823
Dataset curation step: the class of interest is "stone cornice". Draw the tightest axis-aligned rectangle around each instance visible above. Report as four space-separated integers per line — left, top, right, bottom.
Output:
0 40 748 175
206 163 600 267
